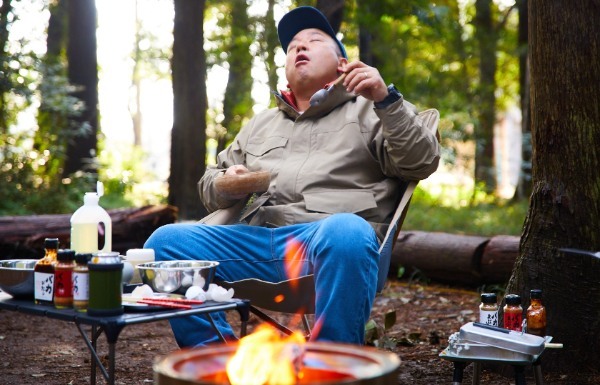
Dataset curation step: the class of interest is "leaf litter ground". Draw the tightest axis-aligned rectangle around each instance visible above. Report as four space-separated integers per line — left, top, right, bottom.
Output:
0 279 596 384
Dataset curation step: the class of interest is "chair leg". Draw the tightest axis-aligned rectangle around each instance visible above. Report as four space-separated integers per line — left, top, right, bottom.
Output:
302 315 312 340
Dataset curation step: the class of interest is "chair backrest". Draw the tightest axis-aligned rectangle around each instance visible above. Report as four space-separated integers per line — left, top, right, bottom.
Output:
375 108 440 292
212 109 440 335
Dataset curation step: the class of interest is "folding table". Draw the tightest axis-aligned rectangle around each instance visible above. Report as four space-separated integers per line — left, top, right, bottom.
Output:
0 292 250 385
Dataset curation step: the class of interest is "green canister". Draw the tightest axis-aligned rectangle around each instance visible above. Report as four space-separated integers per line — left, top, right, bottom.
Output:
88 252 123 316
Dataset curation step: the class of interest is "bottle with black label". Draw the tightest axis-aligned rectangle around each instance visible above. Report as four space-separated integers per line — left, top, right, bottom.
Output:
34 238 59 305
479 293 499 326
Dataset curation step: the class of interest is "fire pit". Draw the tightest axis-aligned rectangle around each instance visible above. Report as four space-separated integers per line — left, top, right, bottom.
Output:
154 341 400 385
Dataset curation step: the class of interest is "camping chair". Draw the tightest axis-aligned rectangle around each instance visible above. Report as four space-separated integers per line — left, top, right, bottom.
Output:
207 109 440 339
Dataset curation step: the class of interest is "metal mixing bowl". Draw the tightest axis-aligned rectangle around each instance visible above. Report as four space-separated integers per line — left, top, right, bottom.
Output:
0 259 38 298
137 260 219 294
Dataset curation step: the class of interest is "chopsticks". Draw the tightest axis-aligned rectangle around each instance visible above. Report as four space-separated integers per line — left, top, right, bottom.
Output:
123 296 204 309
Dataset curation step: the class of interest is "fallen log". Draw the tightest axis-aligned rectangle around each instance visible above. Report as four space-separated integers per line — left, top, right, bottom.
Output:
480 235 520 283
392 231 519 285
0 205 178 259
392 231 489 285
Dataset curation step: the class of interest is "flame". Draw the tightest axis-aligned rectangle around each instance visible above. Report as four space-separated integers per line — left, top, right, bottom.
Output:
284 237 305 291
226 325 306 385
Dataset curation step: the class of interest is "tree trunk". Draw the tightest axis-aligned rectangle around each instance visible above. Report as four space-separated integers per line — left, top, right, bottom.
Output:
513 0 532 200
316 0 344 33
217 0 253 155
506 0 600 374
357 1 380 69
0 1 13 133
64 0 99 178
473 0 497 194
131 0 143 147
169 0 208 220
35 0 68 177
260 0 278 103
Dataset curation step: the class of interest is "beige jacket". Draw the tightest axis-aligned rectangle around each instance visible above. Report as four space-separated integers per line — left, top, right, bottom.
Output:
198 85 440 241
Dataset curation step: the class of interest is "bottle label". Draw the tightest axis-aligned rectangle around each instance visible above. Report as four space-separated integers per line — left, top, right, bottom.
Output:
34 272 54 301
479 310 498 326
504 312 523 331
73 272 89 301
54 270 73 299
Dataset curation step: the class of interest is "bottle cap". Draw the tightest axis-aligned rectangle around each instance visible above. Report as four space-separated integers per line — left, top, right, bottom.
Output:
75 253 93 265
481 293 497 304
505 294 522 305
44 238 59 249
530 289 543 299
57 249 76 262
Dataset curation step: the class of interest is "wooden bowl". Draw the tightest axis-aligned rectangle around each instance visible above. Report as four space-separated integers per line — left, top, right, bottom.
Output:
214 170 271 196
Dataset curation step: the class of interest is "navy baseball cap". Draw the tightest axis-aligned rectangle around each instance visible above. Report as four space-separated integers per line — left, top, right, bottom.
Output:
278 6 347 59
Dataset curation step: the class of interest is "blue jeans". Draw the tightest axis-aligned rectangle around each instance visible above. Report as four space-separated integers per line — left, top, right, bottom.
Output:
143 213 379 347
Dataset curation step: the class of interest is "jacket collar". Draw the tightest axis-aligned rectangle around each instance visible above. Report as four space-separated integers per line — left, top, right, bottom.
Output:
274 82 356 120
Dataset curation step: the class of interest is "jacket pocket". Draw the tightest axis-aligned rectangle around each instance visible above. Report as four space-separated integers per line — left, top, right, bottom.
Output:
246 136 288 157
304 190 377 214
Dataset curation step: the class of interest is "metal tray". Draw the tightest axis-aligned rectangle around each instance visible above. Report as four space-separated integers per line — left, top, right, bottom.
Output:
459 322 546 355
442 339 534 363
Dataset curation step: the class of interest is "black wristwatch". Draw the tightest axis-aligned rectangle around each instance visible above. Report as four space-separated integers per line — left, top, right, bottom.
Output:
374 84 403 109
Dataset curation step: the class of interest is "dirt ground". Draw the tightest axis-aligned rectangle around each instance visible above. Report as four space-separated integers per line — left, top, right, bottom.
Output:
0 279 597 385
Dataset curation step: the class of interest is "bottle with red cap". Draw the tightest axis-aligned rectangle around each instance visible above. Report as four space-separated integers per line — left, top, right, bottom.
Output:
503 294 523 331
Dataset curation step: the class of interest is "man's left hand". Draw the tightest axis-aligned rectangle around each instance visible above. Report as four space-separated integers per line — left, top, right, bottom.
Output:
340 61 388 103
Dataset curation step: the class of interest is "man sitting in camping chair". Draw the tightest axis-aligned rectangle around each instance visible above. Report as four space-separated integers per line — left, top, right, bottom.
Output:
145 6 440 348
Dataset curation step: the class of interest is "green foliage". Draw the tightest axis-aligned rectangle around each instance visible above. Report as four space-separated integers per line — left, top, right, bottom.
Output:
98 143 167 209
404 185 528 236
0 132 95 215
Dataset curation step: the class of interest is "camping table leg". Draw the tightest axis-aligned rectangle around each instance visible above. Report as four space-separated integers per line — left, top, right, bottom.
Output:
514 365 526 385
533 358 544 385
472 362 482 385
452 361 466 384
76 323 114 385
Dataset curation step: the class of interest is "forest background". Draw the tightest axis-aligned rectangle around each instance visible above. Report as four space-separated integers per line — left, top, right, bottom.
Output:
1 0 599 377
0 0 528 237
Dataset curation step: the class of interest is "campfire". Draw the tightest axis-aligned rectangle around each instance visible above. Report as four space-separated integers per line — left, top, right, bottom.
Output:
226 325 306 385
154 327 400 385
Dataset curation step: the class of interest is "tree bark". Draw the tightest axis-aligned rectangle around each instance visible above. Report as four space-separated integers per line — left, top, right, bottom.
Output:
64 0 99 178
506 0 600 373
169 0 208 220
473 0 497 194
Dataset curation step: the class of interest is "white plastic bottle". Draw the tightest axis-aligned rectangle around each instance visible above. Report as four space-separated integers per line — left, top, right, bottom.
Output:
70 188 112 254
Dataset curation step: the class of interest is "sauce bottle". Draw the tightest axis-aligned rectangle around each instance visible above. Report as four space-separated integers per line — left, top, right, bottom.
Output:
54 249 75 309
479 293 499 326
34 238 59 305
73 253 92 312
526 289 547 336
503 294 523 331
